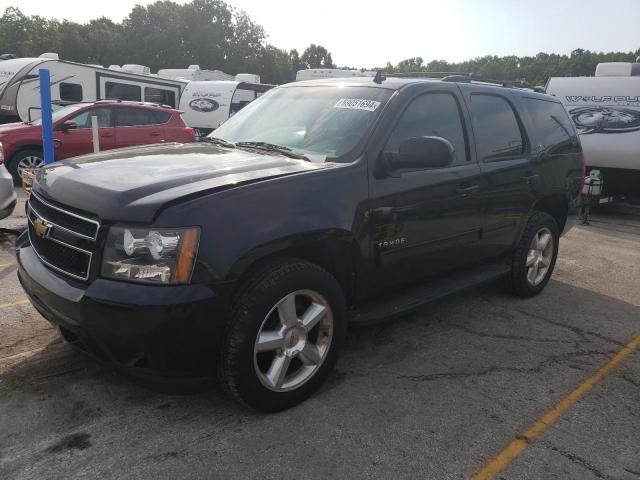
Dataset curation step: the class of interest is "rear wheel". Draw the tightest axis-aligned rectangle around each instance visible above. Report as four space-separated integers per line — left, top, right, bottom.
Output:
505 212 559 297
8 149 43 186
219 258 347 412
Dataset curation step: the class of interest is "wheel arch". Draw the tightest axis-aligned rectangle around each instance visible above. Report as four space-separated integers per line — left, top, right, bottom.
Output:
532 194 569 233
227 230 362 305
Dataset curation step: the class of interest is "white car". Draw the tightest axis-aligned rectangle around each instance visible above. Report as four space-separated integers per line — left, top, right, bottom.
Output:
0 144 17 220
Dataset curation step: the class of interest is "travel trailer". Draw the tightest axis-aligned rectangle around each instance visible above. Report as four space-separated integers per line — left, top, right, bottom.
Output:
546 62 640 199
158 65 261 84
179 80 274 136
295 69 375 82
0 54 186 124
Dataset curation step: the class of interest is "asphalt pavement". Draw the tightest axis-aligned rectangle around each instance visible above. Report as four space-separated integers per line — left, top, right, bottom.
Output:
1 193 639 479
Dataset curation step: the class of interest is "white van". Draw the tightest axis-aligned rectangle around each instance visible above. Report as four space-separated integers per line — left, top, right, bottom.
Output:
179 80 274 136
546 62 640 198
0 54 186 123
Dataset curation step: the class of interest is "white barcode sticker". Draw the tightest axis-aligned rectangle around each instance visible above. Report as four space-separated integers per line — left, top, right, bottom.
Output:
334 98 381 112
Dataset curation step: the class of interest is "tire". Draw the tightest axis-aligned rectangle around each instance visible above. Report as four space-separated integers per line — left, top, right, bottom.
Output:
8 149 44 186
219 258 347 412
505 211 559 297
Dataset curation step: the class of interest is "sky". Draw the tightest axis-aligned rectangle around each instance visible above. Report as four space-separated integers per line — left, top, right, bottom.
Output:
2 0 639 67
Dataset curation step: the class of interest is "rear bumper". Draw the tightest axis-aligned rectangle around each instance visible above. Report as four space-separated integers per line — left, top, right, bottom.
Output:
16 234 233 391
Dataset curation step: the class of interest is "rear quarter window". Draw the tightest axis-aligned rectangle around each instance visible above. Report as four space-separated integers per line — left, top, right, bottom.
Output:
522 98 577 153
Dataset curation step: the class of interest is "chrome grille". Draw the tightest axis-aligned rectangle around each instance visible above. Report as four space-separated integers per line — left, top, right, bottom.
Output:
27 192 100 281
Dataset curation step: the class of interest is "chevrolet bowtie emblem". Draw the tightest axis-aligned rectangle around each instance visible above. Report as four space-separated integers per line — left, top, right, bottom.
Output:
33 217 52 238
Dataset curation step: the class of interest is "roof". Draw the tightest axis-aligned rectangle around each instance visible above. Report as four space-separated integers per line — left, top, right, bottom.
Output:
286 76 560 101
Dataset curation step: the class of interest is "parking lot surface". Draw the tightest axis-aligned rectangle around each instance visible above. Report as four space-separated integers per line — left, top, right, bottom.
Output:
1 193 639 479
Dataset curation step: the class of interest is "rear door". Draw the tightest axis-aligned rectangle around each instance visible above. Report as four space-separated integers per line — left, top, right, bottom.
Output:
54 107 115 159
460 88 537 258
113 107 165 148
367 84 485 291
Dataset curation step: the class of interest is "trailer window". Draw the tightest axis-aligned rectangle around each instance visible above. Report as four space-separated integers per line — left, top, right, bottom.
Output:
144 87 176 107
470 94 525 161
105 82 141 102
60 83 83 102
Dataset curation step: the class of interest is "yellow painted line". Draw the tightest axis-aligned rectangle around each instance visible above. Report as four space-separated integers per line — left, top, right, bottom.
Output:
473 331 640 480
0 299 29 309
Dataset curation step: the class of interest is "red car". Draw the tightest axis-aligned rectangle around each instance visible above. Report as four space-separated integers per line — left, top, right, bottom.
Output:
0 101 196 184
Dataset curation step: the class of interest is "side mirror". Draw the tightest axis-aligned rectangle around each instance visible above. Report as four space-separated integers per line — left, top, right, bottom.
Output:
59 120 77 131
383 136 454 174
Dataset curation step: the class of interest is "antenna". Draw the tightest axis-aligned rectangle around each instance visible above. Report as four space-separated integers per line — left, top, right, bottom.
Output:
373 70 386 84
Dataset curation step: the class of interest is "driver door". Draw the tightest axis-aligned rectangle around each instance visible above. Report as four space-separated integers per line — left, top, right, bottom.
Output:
367 87 485 291
54 107 115 160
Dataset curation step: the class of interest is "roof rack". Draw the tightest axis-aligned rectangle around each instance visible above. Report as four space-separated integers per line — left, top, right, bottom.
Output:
386 71 535 90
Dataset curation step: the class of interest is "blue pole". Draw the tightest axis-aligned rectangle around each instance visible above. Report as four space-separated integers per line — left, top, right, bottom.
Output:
38 68 54 165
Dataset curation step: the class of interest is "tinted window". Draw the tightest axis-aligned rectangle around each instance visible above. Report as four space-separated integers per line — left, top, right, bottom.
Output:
60 83 83 102
144 87 176 107
386 92 468 165
470 94 524 160
523 98 575 151
115 107 159 126
69 108 112 128
154 111 172 124
105 82 141 101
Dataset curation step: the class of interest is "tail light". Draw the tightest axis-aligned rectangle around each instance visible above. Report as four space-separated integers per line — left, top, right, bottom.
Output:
0 142 4 165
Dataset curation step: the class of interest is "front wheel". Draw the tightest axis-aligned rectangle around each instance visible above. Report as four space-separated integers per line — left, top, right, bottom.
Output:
219 259 347 412
8 149 44 186
505 211 559 297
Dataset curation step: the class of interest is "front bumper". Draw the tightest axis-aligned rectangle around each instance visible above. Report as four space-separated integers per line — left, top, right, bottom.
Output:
16 234 232 391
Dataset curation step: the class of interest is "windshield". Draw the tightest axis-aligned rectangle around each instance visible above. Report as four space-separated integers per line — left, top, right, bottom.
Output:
211 85 393 161
31 104 85 125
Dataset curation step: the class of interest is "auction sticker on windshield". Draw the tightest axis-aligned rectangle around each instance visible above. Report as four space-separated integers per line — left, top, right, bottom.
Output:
334 99 381 112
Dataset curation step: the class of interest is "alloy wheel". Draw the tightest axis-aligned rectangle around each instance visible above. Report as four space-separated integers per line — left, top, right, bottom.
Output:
526 227 554 286
17 155 44 180
253 289 334 392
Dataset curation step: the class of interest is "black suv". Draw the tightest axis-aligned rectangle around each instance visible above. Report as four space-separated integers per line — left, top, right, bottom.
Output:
16 76 584 411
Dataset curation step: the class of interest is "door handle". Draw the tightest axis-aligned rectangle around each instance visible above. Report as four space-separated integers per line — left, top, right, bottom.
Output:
100 132 113 138
455 184 479 196
150 132 161 137
521 173 539 182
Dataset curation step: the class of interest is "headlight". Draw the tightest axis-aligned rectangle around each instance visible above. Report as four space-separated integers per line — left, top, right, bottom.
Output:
101 226 200 285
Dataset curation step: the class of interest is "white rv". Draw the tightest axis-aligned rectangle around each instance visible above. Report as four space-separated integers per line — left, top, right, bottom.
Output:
0 54 186 124
295 69 375 82
546 62 640 198
179 80 274 136
158 65 261 85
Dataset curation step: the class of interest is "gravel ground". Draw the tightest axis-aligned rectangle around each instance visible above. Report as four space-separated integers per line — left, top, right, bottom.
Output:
0 192 638 480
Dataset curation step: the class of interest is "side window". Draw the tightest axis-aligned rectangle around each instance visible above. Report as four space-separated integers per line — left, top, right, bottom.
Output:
470 94 524 160
60 83 83 102
116 107 158 127
154 111 172 124
69 108 112 128
386 92 468 165
522 98 575 152
105 82 141 102
144 87 176 107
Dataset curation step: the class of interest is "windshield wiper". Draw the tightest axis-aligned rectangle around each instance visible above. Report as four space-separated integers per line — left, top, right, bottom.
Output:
235 141 310 161
201 137 236 148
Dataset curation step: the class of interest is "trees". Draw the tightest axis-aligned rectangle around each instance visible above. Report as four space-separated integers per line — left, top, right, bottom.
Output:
300 44 335 69
0 3 637 86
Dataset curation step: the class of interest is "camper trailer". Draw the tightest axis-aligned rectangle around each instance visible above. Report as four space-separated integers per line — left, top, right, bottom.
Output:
546 62 640 200
158 65 261 84
0 54 186 124
295 69 375 82
179 80 274 136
